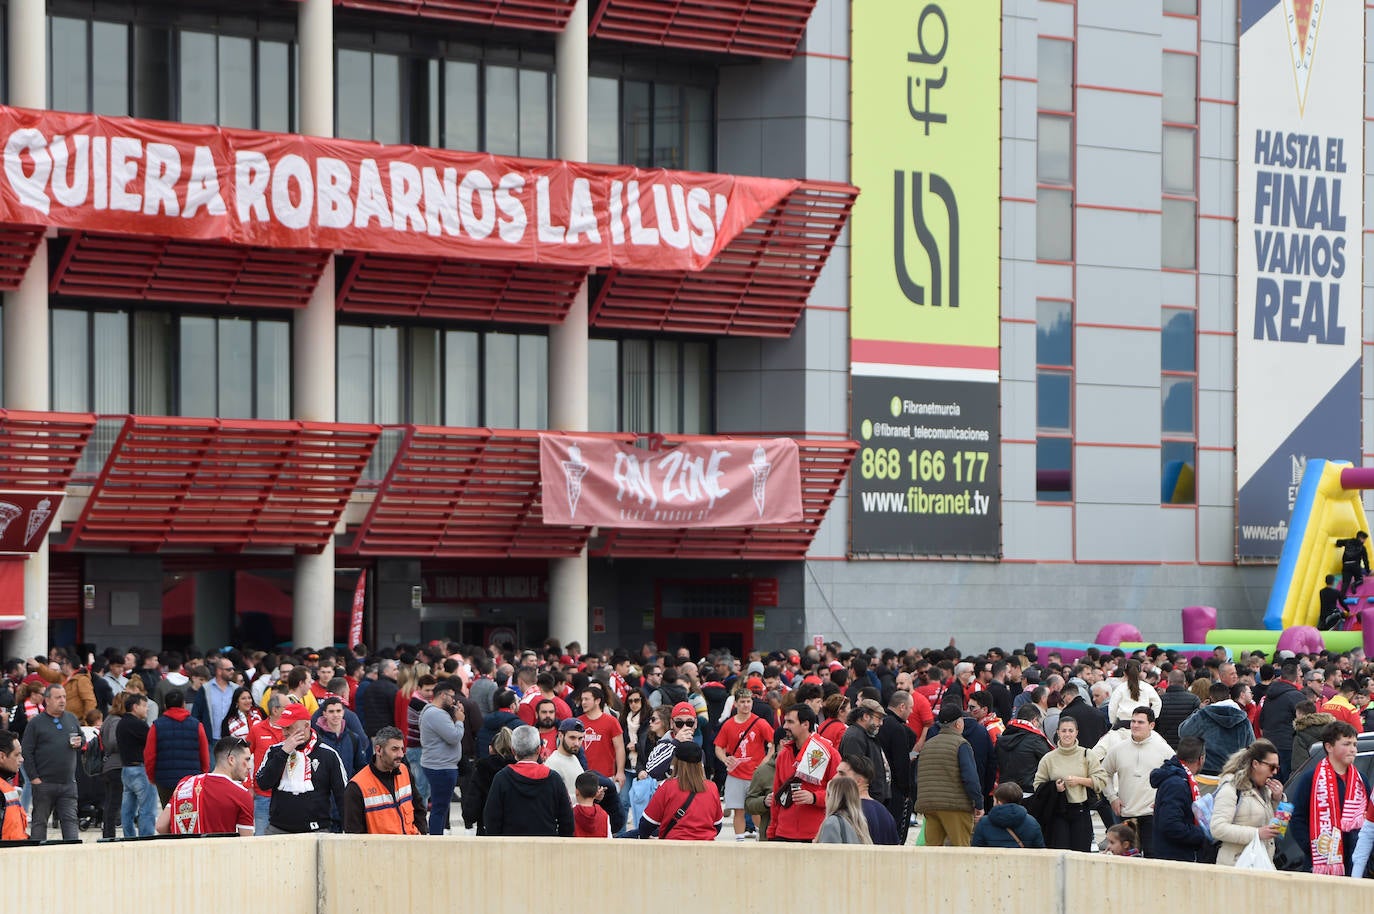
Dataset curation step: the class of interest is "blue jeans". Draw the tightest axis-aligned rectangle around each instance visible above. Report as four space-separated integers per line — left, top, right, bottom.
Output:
121 766 157 837
254 794 271 836
406 748 430 806
423 766 458 835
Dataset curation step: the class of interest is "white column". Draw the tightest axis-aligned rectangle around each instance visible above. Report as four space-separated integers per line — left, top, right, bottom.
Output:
293 0 337 650
547 0 591 651
6 0 49 661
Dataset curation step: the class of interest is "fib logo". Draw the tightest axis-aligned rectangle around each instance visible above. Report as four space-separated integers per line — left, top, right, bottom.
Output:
892 170 959 308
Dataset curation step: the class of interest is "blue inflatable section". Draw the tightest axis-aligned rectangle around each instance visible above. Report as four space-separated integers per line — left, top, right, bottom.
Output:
1262 458 1323 630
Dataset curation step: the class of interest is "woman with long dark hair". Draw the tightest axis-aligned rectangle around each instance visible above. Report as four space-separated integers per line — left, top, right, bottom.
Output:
221 686 265 740
1211 738 1285 866
1108 660 1161 727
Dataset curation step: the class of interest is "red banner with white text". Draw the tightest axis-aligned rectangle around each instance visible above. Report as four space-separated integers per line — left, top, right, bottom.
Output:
0 105 797 270
348 570 366 651
539 436 802 528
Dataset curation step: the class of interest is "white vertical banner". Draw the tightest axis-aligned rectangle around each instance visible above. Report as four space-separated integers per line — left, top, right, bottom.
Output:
1236 0 1364 559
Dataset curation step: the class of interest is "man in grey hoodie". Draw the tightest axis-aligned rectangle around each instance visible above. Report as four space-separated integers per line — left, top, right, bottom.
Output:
1177 681 1255 778
419 680 464 835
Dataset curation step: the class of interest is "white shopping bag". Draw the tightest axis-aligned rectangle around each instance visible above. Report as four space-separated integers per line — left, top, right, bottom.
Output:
1235 833 1274 871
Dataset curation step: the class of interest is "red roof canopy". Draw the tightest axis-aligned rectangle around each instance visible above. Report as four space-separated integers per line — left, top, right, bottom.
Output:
50 232 331 309
590 180 856 337
337 254 586 324
333 0 575 31
62 416 381 553
0 410 98 490
343 426 609 558
590 0 819 59
345 427 854 560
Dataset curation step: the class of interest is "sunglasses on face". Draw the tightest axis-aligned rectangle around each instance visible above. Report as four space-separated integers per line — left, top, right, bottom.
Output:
673 719 696 729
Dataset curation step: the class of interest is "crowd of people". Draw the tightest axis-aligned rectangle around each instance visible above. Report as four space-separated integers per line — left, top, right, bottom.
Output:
0 637 1371 876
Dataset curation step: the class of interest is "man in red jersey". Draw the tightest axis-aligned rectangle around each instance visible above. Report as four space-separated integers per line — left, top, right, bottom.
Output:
246 693 288 834
713 685 771 841
517 673 573 726
767 704 838 842
534 699 560 761
578 685 625 788
155 736 254 836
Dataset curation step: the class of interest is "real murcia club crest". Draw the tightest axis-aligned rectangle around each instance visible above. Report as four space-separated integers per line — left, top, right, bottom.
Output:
1282 0 1324 114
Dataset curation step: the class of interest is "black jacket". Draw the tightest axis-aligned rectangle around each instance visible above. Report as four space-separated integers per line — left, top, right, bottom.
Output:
358 676 399 737
256 739 349 833
483 760 574 837
1155 685 1200 748
995 723 1051 793
1059 696 1107 753
839 724 891 801
985 681 1014 724
464 752 513 833
1149 757 1206 862
876 711 914 798
1258 680 1305 779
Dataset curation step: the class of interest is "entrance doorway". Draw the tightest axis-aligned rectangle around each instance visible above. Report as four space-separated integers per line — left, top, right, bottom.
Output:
655 580 753 658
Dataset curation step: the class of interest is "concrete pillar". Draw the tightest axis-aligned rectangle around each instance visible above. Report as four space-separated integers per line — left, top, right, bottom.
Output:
5 0 48 660
547 0 590 652
293 0 337 649
193 570 234 652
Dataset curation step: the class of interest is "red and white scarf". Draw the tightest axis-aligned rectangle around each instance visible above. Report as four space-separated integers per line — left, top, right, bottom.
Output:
1007 718 1051 745
1310 758 1367 875
278 734 319 795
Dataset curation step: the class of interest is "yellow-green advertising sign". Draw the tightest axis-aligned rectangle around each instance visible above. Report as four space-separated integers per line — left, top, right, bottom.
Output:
850 0 1001 557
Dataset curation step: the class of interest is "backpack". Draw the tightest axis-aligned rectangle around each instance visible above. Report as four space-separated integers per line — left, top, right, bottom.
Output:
82 733 104 777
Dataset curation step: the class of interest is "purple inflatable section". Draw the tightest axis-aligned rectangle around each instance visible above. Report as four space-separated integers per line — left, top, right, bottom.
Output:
1275 626 1324 656
1094 623 1143 646
1181 606 1217 644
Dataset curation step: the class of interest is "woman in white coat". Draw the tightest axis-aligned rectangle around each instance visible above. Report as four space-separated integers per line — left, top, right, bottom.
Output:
1107 660 1161 727
1210 739 1285 866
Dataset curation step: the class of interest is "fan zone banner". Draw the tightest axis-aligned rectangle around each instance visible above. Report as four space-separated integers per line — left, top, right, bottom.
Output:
1236 0 1363 558
539 436 801 528
0 105 796 270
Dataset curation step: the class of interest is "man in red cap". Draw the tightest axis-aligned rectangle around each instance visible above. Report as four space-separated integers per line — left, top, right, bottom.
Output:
643 702 702 781
255 701 349 834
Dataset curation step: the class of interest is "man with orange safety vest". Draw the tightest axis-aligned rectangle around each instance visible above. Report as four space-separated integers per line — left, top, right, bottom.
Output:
0 730 28 840
343 725 428 834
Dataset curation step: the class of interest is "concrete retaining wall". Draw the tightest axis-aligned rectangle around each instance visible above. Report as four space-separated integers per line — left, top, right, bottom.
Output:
13 837 1367 908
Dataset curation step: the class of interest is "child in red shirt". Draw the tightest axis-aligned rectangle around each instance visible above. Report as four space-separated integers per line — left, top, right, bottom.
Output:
572 772 610 837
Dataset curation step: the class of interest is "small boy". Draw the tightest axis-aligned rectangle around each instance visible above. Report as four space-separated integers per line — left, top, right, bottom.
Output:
573 772 610 838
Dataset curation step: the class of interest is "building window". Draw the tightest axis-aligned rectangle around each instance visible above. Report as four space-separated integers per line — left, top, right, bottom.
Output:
179 31 295 132
621 80 713 171
1163 0 1198 14
1036 299 1072 502
1036 38 1074 262
336 48 405 144
1161 306 1197 504
1162 51 1198 270
49 17 129 116
51 308 130 413
179 316 290 419
615 338 712 434
338 325 549 429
